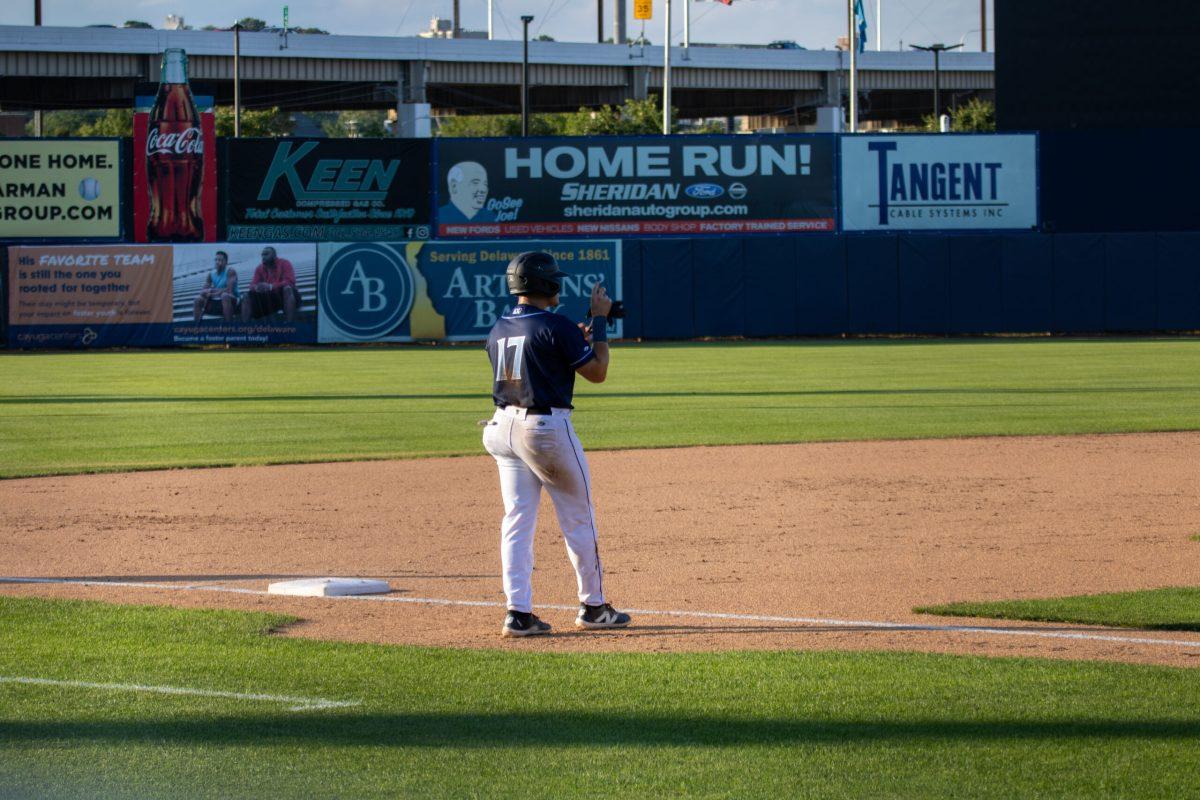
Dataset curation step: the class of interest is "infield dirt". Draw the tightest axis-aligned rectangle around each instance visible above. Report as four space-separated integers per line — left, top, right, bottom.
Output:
3 432 1200 667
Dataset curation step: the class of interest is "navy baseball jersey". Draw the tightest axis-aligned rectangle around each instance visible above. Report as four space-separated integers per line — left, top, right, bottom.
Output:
487 305 595 409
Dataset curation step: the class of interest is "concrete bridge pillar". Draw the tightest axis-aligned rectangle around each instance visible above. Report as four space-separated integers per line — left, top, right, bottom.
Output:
627 64 649 102
397 60 431 137
814 69 844 132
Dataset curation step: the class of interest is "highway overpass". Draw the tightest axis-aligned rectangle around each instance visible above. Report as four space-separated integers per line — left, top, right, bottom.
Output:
0 25 993 131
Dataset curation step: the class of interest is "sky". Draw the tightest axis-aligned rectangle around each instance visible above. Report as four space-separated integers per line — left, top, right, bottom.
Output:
2 1 994 52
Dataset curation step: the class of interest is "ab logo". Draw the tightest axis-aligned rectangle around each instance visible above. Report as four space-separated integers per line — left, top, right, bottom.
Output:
319 243 414 340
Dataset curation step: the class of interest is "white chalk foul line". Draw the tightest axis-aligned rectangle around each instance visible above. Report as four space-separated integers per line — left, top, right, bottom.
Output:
4 576 1200 651
0 676 359 711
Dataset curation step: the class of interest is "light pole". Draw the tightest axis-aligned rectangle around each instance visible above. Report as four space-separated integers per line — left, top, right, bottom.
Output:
847 0 858 132
683 0 690 59
662 0 671 134
33 0 43 136
232 23 242 137
910 42 962 128
980 0 988 52
521 15 533 136
876 0 881 51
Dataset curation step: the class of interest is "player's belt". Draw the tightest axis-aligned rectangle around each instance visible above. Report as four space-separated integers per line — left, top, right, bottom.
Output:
501 405 553 415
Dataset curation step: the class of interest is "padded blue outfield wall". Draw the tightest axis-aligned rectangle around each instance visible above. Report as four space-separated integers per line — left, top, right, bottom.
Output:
618 232 1200 339
4 231 1199 346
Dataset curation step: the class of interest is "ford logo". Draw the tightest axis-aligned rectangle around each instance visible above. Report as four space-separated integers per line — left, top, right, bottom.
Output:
685 183 725 199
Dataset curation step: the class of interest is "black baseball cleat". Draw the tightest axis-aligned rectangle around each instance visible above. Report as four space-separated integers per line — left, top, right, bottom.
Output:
575 603 632 630
501 610 552 638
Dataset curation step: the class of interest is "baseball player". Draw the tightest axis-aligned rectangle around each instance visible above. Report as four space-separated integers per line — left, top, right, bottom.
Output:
483 251 632 638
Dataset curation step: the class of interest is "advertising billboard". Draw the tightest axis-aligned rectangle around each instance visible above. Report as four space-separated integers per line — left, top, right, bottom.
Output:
318 240 621 343
5 243 317 348
0 140 121 239
170 243 317 345
6 245 174 348
840 134 1039 231
226 139 433 242
434 135 836 237
132 48 219 243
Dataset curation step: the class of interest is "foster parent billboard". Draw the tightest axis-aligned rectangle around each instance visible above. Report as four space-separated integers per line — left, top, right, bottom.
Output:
841 134 1039 231
6 243 318 348
0 140 121 239
170 243 317 345
318 241 620 343
435 135 836 237
227 139 433 242
7 245 173 348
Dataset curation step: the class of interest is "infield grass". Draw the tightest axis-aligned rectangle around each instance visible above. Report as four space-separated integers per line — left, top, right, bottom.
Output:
3 596 1200 799
2 337 1200 478
917 587 1200 631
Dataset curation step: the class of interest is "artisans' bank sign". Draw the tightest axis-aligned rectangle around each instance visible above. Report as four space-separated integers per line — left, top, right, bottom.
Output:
840 134 1038 231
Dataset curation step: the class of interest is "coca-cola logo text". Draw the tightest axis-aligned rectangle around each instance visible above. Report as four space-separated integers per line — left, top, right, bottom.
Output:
146 127 203 157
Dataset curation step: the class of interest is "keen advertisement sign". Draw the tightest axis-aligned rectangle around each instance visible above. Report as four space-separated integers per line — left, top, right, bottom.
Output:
318 241 621 343
0 140 121 239
227 139 433 242
841 134 1039 231
435 135 836 237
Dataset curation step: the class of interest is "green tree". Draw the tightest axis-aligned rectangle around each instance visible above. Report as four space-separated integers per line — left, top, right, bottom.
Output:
951 97 996 132
235 17 268 31
29 110 100 137
28 109 131 137
535 34 555 41
214 106 292 137
435 98 675 138
123 20 153 29
561 98 673 135
916 97 996 132
293 27 329 35
319 110 390 138
436 114 521 137
79 109 134 136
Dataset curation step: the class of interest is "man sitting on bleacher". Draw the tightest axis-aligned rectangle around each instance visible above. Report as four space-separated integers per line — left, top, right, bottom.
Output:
241 246 298 324
192 250 240 323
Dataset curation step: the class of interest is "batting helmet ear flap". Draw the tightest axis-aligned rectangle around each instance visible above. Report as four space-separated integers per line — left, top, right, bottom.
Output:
506 251 565 297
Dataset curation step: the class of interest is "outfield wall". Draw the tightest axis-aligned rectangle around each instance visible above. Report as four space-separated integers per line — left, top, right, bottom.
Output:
2 130 1198 346
5 232 1198 348
618 232 1200 339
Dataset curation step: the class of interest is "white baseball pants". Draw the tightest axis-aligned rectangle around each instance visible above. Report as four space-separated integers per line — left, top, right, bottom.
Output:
482 406 605 613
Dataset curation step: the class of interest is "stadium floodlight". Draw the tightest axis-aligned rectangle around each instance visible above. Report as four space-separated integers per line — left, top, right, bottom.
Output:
521 16 534 136
910 42 964 127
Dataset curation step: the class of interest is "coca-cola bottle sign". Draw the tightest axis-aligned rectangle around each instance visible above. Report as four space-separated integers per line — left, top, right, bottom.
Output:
146 127 203 156
145 48 204 242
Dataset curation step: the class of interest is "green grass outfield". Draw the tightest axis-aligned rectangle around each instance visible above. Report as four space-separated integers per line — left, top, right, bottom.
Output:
2 337 1199 478
917 587 1200 631
2 596 1200 799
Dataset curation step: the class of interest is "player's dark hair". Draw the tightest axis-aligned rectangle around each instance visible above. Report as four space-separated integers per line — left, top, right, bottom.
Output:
215 250 228 260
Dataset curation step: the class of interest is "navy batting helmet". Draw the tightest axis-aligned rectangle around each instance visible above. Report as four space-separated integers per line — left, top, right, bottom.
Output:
505 251 565 297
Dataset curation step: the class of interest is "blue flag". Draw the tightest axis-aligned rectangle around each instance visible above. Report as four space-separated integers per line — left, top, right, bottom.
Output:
854 0 868 52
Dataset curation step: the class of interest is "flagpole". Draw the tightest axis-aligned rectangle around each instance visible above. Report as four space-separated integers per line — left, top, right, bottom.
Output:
876 0 882 51
663 0 672 135
848 0 858 132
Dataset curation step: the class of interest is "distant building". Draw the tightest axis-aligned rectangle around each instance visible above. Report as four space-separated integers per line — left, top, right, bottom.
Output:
418 16 486 40
164 15 186 31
